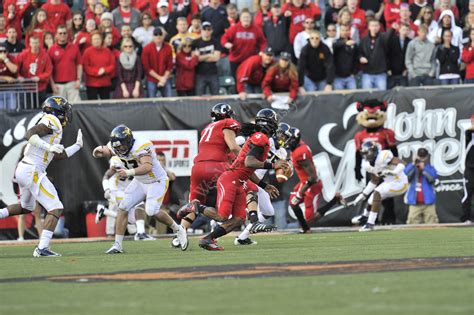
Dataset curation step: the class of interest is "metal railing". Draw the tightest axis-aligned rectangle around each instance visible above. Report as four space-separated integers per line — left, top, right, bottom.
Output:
0 79 39 111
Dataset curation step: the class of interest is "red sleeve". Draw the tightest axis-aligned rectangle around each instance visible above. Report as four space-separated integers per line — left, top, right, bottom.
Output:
294 147 310 162
223 119 241 134
141 46 151 72
262 67 274 97
384 5 398 26
309 3 321 20
166 45 173 72
65 5 72 21
221 25 234 45
281 3 290 13
462 47 473 63
249 132 269 147
290 75 298 99
384 129 396 147
104 51 116 75
176 53 198 70
236 58 253 93
75 46 82 65
37 54 52 82
82 50 100 77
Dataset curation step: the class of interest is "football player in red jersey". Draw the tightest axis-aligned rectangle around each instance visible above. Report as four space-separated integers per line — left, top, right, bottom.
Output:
178 109 288 250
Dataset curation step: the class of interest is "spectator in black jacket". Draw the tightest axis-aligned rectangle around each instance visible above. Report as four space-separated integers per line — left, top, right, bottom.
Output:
436 29 461 85
298 30 335 92
359 19 395 90
201 0 228 41
332 23 358 90
324 0 345 28
152 1 189 42
387 23 411 88
263 3 290 56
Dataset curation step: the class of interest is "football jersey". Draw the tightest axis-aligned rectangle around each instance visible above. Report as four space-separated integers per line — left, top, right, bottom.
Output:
22 113 63 173
362 150 407 182
194 118 241 163
291 140 317 183
255 137 288 180
108 136 167 184
354 128 396 150
229 132 271 181
108 156 131 192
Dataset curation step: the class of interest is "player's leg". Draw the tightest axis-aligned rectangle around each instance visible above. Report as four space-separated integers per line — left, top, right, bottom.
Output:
0 164 37 218
289 183 311 233
33 203 43 235
133 202 155 240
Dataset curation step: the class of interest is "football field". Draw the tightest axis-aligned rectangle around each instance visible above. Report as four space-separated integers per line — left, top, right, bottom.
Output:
0 227 473 315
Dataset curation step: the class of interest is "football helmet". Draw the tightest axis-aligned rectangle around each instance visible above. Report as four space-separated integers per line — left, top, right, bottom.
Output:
275 122 292 148
42 96 72 126
255 108 279 136
285 127 301 151
211 103 234 121
110 125 135 156
360 141 380 163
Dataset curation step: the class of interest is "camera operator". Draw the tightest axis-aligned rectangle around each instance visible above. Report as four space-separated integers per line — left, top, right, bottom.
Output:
405 148 439 224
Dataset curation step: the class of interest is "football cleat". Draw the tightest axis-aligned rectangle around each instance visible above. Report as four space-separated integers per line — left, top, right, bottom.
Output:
177 199 200 219
176 225 188 251
352 214 368 226
105 242 124 254
248 222 277 234
234 237 258 246
95 205 106 224
198 238 224 251
33 247 62 257
359 223 374 232
134 233 156 241
298 229 312 234
171 236 181 248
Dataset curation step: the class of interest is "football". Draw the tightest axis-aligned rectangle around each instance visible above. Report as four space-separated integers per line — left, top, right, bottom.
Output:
276 162 293 183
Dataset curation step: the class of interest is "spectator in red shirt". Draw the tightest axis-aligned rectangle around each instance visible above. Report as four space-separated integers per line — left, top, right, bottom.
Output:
347 0 366 36
337 7 360 44
49 25 82 102
74 18 96 54
99 12 121 46
254 0 272 29
16 36 53 107
0 16 7 44
462 28 474 83
42 0 72 31
221 8 267 77
112 0 141 30
87 2 105 26
82 30 116 99
5 3 23 41
175 38 198 96
0 43 18 110
114 38 144 98
262 52 299 104
385 0 401 29
282 0 321 44
71 12 84 41
236 46 274 100
25 9 55 49
141 27 173 97
394 3 418 39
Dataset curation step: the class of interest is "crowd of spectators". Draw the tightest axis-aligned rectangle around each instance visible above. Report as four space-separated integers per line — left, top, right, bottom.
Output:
0 0 472 107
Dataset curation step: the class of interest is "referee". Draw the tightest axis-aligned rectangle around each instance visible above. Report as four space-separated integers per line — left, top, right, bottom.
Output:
461 115 474 223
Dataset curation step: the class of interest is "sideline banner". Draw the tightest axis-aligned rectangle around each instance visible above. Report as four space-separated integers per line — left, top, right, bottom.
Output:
0 86 472 236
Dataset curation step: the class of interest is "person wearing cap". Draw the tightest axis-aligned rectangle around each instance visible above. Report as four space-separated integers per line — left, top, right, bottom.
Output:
112 0 141 31
221 8 267 77
460 115 474 224
236 47 275 100
99 12 121 47
0 43 18 110
141 26 173 97
404 148 439 225
263 3 290 57
49 25 83 103
42 0 72 31
152 0 190 42
293 17 316 59
282 0 321 45
191 21 221 95
201 0 228 41
262 51 299 103
298 30 334 92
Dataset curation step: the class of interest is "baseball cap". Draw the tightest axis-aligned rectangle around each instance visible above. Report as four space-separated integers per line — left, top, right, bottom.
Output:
157 1 169 8
280 51 291 60
263 47 274 56
272 2 280 8
100 12 113 22
202 21 212 29
153 27 165 36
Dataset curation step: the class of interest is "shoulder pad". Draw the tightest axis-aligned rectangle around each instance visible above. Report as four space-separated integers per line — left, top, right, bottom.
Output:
249 132 269 147
222 119 241 132
39 114 62 132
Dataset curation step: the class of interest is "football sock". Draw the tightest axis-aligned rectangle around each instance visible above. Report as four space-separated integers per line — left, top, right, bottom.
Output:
362 208 369 217
247 210 258 223
317 197 339 216
292 205 310 231
115 234 124 246
368 211 378 225
0 208 9 219
196 204 207 214
136 220 145 234
238 226 250 240
104 208 117 218
38 230 54 249
208 226 227 239
170 221 180 233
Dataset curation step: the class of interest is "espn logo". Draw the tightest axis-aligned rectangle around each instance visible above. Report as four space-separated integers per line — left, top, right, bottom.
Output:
152 140 190 159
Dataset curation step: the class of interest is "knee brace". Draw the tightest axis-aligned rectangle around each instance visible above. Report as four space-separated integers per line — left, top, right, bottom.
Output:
246 191 258 207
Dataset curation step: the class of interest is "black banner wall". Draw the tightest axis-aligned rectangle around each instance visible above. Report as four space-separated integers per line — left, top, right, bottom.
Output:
0 86 472 237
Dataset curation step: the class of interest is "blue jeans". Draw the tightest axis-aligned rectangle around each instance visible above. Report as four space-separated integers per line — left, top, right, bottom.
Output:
439 78 460 85
304 76 326 91
333 76 356 90
147 80 172 98
409 75 434 87
362 73 387 90
195 74 219 95
388 75 408 89
245 84 262 93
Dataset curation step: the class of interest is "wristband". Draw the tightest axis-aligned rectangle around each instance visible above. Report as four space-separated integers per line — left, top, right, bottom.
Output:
257 181 268 189
263 161 274 169
65 143 81 158
124 169 136 177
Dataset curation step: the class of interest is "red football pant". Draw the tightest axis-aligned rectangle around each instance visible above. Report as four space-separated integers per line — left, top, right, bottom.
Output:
189 161 228 203
290 181 323 221
216 171 247 220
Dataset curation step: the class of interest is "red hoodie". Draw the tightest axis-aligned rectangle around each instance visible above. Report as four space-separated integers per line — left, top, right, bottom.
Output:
16 48 52 91
384 3 400 29
462 46 474 80
262 65 298 99
351 7 366 36
221 22 267 64
82 46 116 87
236 55 273 93
175 51 199 91
282 2 321 44
141 42 173 83
42 2 72 31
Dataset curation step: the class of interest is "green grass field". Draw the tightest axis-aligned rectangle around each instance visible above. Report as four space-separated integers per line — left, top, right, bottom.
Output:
0 228 473 315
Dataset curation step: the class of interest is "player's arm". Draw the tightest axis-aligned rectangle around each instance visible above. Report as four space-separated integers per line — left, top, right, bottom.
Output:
102 168 116 199
92 144 113 159
117 154 153 178
25 123 52 140
223 128 241 156
248 173 279 199
382 157 406 177
25 123 67 155
295 159 318 197
54 129 83 160
245 144 287 169
354 173 381 206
